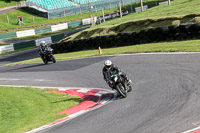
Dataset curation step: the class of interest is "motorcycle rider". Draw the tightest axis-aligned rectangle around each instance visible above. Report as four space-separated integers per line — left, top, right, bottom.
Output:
38 41 48 60
102 60 132 91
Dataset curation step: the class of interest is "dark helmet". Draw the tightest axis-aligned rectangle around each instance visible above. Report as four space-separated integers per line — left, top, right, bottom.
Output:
104 60 112 70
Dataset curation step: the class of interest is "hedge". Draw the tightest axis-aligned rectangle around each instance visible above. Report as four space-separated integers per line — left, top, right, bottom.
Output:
51 23 200 54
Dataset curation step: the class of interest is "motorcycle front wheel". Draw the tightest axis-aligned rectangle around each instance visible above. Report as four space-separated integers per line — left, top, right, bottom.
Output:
128 84 132 92
116 83 127 98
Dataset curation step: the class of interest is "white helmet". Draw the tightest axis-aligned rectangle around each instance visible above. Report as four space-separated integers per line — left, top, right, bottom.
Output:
104 60 112 69
40 41 46 46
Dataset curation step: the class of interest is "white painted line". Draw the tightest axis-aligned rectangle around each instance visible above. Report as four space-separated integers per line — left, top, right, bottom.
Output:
0 79 52 82
33 79 52 82
182 126 200 133
0 78 21 81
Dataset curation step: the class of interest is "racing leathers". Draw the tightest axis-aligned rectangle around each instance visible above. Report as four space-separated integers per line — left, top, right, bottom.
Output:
102 64 131 88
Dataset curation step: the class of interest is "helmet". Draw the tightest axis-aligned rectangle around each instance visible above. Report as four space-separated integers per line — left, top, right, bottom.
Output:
104 60 112 69
40 41 46 47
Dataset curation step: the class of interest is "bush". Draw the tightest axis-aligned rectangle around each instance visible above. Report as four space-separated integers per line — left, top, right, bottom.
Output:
195 17 200 23
51 23 200 54
172 20 180 26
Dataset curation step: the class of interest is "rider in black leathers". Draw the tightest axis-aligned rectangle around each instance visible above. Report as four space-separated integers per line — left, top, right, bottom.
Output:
102 60 132 89
38 41 49 61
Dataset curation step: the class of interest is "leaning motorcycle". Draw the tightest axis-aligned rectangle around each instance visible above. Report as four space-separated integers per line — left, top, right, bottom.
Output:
109 73 132 98
40 47 56 64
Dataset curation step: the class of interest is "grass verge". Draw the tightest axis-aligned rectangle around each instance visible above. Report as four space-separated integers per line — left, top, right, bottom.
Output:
5 39 200 66
0 86 81 133
0 43 8 46
0 0 165 33
0 1 21 8
62 0 200 41
0 7 116 33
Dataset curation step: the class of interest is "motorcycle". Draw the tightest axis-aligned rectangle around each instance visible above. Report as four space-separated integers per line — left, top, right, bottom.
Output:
109 73 132 98
39 47 56 64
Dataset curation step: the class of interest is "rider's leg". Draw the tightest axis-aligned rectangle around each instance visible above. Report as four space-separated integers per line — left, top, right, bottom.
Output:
120 72 132 84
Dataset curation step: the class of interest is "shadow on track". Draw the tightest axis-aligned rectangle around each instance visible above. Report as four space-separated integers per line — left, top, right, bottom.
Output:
0 63 47 73
9 63 46 71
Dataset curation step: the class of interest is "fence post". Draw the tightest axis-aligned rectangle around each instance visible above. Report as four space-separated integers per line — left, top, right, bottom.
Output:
119 2 122 18
102 9 105 22
95 5 97 12
140 0 144 12
7 15 9 23
168 0 171 5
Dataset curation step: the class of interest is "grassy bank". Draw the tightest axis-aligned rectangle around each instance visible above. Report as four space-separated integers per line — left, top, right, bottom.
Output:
0 0 165 33
0 7 116 33
0 0 21 8
63 0 200 41
5 39 200 66
0 86 81 133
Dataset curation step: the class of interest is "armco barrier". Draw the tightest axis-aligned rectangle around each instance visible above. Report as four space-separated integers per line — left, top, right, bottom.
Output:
0 44 14 54
0 32 66 54
51 23 68 32
51 33 65 43
51 23 200 54
16 29 35 38
82 18 91 25
68 20 83 29
13 40 36 50
35 26 52 35
35 37 52 46
0 32 17 40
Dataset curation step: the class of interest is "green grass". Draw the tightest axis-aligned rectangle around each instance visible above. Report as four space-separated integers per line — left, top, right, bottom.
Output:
0 7 117 33
0 0 166 33
5 39 200 66
0 43 8 46
0 86 81 133
98 0 200 27
0 0 21 8
63 0 200 41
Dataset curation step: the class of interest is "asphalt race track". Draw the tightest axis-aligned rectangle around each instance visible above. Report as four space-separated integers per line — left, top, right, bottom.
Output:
1 51 200 133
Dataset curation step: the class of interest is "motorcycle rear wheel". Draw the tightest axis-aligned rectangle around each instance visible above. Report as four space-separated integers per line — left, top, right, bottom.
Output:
51 55 56 63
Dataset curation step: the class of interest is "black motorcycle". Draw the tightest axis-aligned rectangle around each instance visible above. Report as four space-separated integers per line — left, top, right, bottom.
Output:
39 47 56 64
109 73 132 98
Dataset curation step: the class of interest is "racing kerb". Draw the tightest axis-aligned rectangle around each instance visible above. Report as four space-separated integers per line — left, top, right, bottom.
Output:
25 86 117 133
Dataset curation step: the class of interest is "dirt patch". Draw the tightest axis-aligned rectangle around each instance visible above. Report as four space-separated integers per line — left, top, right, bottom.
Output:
0 5 18 11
